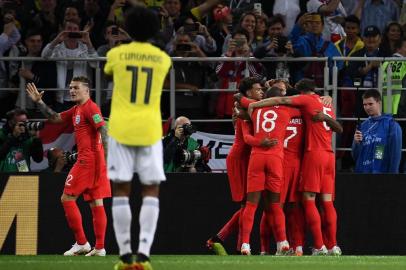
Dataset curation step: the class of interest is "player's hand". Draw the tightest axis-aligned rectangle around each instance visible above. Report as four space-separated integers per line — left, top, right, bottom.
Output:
312 110 326 122
320 95 332 106
234 93 243 102
234 106 250 120
26 83 44 103
260 138 278 148
354 130 363 143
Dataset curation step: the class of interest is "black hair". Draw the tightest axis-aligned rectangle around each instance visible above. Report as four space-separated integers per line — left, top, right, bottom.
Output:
362 89 381 102
5 108 27 131
393 37 406 51
124 6 160 42
232 27 250 41
295 78 316 93
344 15 361 27
24 28 42 40
265 86 283 98
269 14 286 28
239 77 261 96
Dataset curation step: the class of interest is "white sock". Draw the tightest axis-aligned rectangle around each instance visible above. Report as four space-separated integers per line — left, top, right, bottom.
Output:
137 196 159 257
112 197 132 256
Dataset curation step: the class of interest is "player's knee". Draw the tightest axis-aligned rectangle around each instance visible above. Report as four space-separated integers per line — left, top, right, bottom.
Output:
302 192 316 200
141 184 160 197
112 182 132 197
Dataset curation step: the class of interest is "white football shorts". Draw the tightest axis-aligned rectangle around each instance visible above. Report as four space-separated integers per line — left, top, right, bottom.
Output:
107 136 166 185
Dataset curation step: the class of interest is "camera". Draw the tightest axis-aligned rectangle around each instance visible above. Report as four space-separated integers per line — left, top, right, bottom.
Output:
234 38 246 48
67 32 83 39
176 148 202 167
64 151 78 164
111 26 119 35
176 43 192 52
182 123 196 136
24 121 45 131
274 35 288 54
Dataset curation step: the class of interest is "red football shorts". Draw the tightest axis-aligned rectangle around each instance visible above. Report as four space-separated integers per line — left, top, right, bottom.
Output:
281 154 301 203
247 153 283 193
64 154 111 201
226 148 250 202
300 151 335 194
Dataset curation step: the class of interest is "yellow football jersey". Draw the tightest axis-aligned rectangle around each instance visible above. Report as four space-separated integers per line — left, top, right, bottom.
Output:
105 42 171 146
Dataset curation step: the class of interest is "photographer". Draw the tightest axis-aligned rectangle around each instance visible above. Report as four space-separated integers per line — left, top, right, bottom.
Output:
163 116 211 172
0 108 43 172
46 147 77 173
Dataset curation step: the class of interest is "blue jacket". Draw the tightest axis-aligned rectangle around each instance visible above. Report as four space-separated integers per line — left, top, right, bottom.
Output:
352 114 402 173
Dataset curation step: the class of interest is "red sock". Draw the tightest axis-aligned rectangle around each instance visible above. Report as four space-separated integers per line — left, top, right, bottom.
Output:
218 208 241 241
321 201 337 249
319 205 328 248
268 203 286 242
260 212 271 253
303 200 324 249
241 201 258 244
292 205 306 248
237 206 244 251
91 205 107 250
62 201 87 245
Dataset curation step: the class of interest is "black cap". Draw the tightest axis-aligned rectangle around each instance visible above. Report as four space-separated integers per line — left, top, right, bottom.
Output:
363 25 381 37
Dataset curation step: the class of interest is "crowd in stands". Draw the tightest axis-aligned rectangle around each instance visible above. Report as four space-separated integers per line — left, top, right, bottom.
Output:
1 0 406 171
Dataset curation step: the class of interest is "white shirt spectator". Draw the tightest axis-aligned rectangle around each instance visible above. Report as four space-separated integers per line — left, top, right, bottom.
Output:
273 0 301 36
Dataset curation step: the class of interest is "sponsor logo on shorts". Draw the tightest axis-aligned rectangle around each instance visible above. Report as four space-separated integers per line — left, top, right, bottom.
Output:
75 115 81 125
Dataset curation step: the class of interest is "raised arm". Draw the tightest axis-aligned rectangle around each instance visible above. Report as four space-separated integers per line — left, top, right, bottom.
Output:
247 96 292 116
312 111 343 133
26 83 63 123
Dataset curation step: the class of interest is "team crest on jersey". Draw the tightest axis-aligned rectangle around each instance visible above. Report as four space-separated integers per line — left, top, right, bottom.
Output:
75 115 81 124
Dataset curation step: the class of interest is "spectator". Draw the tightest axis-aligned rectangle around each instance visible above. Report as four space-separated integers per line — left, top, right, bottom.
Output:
0 108 43 172
31 0 60 44
163 116 211 172
262 0 306 35
46 147 74 173
380 21 404 57
209 4 233 56
215 28 263 127
289 12 342 86
348 25 384 89
8 30 57 115
382 37 406 115
352 89 402 173
166 17 216 54
163 32 209 119
223 12 257 53
334 15 364 170
82 0 110 49
41 19 98 112
357 0 399 34
254 13 269 46
96 23 131 116
254 14 296 82
0 12 21 119
62 5 81 26
307 0 347 42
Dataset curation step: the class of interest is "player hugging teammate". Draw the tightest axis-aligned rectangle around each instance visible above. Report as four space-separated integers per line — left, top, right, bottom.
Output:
209 77 343 256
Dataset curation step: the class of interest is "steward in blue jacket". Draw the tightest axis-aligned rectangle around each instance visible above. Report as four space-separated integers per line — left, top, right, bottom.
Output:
352 90 402 173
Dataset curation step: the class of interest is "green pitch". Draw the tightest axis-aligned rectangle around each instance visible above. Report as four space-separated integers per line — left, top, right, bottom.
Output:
1 255 406 270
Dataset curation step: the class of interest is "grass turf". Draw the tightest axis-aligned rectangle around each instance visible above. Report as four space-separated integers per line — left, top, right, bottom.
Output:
1 255 406 270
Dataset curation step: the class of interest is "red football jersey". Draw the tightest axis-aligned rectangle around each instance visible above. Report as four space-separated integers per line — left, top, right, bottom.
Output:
283 117 304 159
61 99 105 160
250 105 300 157
290 94 335 152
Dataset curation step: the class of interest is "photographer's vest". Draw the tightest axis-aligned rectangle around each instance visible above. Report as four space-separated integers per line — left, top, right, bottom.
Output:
164 137 199 173
382 54 406 115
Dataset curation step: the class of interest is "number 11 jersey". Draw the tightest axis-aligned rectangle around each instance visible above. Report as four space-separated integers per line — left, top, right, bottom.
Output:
105 42 171 146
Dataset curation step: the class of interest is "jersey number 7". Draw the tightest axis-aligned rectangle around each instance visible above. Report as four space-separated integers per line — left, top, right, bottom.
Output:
126 65 153 104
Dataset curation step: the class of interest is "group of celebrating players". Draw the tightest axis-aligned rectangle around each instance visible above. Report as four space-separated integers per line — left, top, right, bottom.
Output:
208 77 343 256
